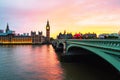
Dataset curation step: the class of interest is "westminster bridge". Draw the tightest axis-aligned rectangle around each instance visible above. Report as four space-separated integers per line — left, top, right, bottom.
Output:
52 39 120 73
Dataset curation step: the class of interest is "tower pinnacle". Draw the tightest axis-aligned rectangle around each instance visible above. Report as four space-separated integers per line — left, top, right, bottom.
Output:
46 20 50 27
6 23 10 33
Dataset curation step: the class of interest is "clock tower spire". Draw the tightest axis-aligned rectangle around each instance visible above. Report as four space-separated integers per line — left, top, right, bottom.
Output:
46 20 50 42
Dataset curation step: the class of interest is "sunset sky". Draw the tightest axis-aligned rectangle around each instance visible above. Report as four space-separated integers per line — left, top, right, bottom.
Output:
0 0 120 38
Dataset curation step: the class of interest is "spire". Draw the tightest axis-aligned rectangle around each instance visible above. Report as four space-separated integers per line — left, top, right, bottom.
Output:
7 23 9 29
64 30 66 34
118 30 120 35
46 20 50 27
6 23 10 33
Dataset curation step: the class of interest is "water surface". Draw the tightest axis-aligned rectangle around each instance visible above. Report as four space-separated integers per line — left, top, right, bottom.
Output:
0 45 118 80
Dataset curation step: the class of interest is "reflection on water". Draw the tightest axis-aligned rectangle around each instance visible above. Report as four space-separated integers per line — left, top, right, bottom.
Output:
0 45 64 80
0 45 118 80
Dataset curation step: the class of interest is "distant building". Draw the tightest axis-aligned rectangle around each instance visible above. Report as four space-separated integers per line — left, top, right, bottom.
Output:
0 23 45 44
57 32 73 39
98 33 119 39
66 33 73 39
98 34 109 39
82 33 97 39
12 36 32 44
57 32 64 39
0 24 31 44
108 33 119 39
0 30 4 33
31 31 43 44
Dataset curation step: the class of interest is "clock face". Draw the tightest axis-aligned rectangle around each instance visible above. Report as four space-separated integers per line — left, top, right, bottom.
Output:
46 27 49 30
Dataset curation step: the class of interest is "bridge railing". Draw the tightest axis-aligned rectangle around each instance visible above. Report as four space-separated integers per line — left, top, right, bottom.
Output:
66 39 120 51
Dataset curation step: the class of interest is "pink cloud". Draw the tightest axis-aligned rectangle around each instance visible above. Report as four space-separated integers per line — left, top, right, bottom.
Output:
0 0 120 37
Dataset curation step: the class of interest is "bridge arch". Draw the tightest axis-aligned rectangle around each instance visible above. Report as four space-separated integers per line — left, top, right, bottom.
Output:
66 44 120 72
66 45 94 55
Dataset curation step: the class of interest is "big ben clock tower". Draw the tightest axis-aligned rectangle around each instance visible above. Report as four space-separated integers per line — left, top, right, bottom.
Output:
46 20 50 42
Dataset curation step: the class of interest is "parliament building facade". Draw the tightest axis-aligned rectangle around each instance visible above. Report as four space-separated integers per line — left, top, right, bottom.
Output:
0 21 50 44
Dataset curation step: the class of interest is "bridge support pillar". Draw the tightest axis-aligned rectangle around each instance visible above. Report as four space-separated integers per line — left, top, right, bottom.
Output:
63 42 66 54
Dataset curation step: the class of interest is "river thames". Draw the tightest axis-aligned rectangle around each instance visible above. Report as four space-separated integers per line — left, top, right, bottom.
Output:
0 45 118 80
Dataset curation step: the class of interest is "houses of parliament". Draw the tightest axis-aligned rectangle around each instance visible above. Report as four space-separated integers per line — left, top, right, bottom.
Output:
0 20 50 44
